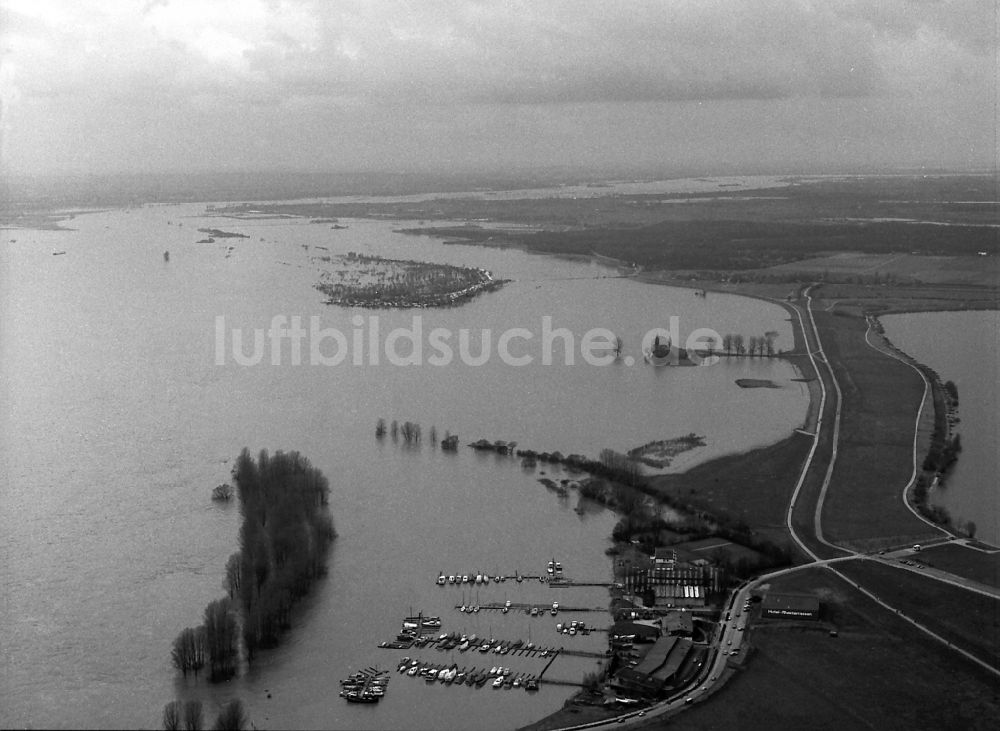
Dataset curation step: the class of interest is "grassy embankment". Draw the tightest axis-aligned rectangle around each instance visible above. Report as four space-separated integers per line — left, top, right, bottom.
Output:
915 542 1000 589
836 559 1000 670
809 305 945 550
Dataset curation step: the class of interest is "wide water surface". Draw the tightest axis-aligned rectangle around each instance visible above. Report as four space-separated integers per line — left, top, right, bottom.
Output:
1 201 807 729
881 311 1000 545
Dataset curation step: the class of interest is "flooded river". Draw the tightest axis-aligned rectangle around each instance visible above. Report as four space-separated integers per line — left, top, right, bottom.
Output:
1 191 808 728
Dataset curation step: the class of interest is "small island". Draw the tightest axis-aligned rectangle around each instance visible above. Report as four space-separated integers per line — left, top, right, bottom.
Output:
627 433 706 468
735 378 781 389
315 252 506 308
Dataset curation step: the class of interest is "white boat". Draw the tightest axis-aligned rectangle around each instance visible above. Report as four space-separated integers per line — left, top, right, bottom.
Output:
493 676 504 688
437 573 446 585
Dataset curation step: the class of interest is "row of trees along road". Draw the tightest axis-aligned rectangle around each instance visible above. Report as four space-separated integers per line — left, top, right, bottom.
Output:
171 449 336 683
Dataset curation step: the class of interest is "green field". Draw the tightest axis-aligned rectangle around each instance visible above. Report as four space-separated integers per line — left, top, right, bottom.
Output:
811 307 945 549
648 433 813 547
918 543 1000 588
661 567 1000 731
836 559 1000 670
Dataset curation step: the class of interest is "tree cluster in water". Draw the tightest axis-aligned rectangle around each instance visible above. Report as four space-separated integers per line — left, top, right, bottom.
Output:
171 449 335 686
161 698 247 731
377 417 441 446
230 449 336 658
720 331 779 356
317 254 500 307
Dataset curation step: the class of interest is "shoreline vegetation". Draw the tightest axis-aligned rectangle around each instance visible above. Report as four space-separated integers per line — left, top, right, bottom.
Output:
380 419 792 578
315 252 506 308
869 316 967 532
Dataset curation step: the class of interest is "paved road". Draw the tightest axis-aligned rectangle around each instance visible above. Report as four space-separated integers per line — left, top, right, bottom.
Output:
565 287 999 729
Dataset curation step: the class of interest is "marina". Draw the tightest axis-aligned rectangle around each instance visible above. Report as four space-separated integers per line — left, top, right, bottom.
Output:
339 668 391 704
1 203 806 730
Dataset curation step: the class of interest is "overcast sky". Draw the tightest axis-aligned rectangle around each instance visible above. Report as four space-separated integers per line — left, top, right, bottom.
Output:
1 0 995 177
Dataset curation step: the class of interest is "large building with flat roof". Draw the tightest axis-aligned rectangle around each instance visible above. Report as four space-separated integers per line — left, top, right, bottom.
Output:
612 635 694 698
761 592 820 620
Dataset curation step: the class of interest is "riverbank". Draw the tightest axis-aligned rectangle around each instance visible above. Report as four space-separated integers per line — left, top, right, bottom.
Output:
520 273 997 730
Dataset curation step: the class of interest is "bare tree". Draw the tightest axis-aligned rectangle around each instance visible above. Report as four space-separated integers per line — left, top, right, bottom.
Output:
212 699 248 731
224 553 241 600
203 599 238 682
172 626 207 677
764 331 777 357
183 700 204 731
163 701 182 731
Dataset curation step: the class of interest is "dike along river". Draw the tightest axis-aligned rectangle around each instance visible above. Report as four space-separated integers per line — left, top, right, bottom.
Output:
1 194 808 729
881 310 1000 546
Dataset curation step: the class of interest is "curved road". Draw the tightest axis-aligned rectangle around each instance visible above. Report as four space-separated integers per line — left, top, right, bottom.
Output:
570 286 999 729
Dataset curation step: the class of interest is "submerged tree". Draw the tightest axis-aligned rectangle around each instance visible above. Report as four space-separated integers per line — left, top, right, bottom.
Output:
400 420 422 443
212 699 248 731
203 599 239 682
171 626 207 677
223 552 241 600
183 700 204 731
163 701 182 731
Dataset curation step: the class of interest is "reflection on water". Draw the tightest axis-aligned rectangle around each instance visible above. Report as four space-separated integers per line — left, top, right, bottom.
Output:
0 202 807 729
